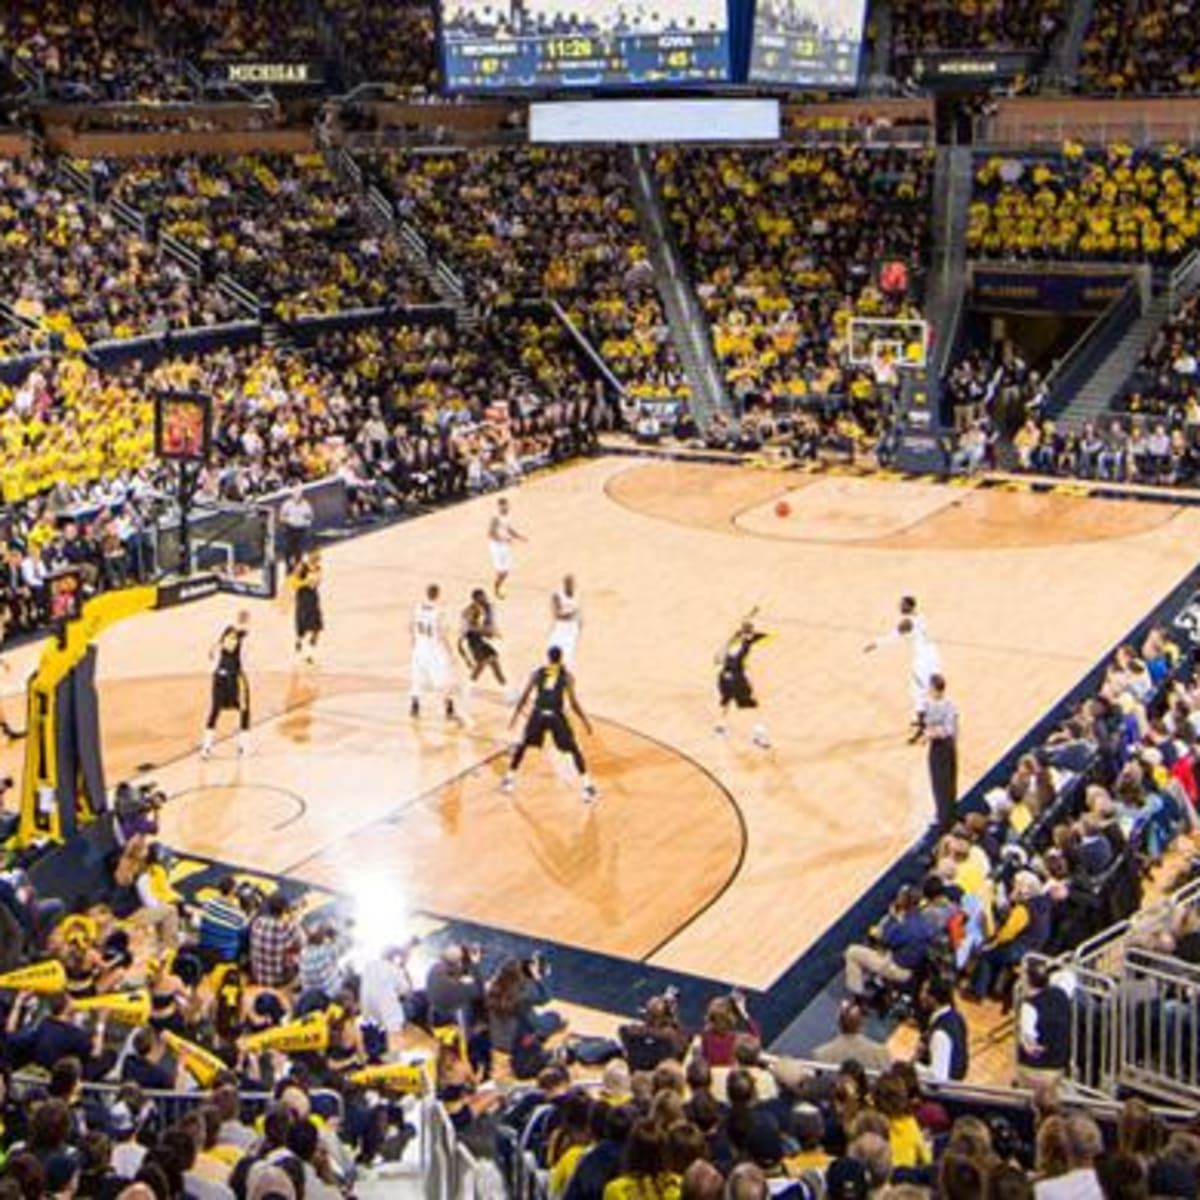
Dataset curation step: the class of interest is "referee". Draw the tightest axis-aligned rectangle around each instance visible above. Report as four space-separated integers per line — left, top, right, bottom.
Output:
925 674 958 833
279 486 315 573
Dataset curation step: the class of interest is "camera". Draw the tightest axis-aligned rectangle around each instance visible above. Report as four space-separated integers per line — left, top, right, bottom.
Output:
523 950 550 978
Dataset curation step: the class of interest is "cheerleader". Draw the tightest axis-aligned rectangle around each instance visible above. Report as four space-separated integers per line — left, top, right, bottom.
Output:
292 551 324 664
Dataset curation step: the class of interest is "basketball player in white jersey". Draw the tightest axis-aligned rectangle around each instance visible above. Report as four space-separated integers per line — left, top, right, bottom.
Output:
488 497 526 598
863 595 942 742
410 583 458 721
548 574 582 669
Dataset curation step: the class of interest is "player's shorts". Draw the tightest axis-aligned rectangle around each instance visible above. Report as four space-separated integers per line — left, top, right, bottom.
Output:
523 710 579 755
718 668 756 709
212 670 248 712
465 632 498 664
489 540 513 573
410 643 452 694
296 590 323 637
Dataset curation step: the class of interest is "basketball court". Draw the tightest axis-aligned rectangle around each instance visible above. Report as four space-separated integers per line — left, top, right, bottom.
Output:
4 455 1198 997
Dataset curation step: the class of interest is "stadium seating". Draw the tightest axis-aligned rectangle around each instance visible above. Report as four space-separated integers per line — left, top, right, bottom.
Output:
968 147 1200 263
0 157 240 348
319 0 439 91
0 0 190 101
1079 0 1200 94
108 153 433 320
150 0 322 68
891 0 1066 59
370 148 689 398
655 146 932 430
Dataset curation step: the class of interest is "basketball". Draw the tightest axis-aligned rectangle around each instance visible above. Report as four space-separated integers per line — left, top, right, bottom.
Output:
775 500 791 519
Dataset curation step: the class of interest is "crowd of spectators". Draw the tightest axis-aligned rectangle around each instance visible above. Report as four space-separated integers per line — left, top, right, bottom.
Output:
150 0 322 68
969 146 1200 263
107 154 432 321
0 0 446 100
1 157 238 350
1078 0 1200 95
0 0 191 102
655 146 931 415
1122 292 1200 422
846 610 1200 1092
0 313 603 638
891 0 1065 60
319 0 439 92
944 340 1048 439
372 148 689 401
10 785 1200 1200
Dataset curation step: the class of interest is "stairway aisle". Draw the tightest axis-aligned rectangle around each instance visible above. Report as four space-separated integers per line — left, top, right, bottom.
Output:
626 146 728 426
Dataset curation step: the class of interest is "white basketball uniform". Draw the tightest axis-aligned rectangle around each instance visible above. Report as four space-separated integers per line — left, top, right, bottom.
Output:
489 515 514 574
903 616 941 715
548 588 581 669
410 599 452 698
875 613 941 716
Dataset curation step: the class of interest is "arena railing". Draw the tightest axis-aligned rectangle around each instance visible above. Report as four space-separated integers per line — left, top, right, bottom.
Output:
1015 877 1200 1100
9 1072 274 1128
1168 248 1200 310
976 97 1200 150
84 318 263 371
1119 945 1200 1106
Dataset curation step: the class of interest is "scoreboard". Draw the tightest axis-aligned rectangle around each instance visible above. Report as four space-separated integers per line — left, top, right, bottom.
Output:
439 1 732 92
443 31 730 90
748 0 866 89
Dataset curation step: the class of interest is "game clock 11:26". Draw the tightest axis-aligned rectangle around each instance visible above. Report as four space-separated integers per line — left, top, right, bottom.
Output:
544 36 598 60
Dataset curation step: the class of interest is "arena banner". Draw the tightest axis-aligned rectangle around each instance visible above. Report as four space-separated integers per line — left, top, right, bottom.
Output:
217 61 325 87
156 574 221 610
971 268 1134 313
901 50 1037 88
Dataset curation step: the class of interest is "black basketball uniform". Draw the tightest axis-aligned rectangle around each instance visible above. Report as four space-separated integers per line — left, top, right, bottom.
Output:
208 627 250 729
462 597 499 667
718 630 768 709
512 662 585 772
294 562 323 641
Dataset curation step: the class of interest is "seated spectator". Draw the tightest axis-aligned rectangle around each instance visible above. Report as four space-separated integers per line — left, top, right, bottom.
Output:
618 995 690 1071
697 993 758 1067
843 885 934 1000
811 1001 892 1072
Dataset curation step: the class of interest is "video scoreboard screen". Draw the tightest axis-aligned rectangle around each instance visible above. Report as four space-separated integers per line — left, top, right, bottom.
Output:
439 0 732 92
748 0 866 89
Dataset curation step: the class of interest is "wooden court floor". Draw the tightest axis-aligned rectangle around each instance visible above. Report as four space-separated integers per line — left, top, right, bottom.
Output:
4 456 1200 992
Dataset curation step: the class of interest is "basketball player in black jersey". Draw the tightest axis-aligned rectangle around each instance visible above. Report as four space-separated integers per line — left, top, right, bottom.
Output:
502 646 597 802
715 612 772 749
292 551 323 665
201 611 251 758
458 588 506 687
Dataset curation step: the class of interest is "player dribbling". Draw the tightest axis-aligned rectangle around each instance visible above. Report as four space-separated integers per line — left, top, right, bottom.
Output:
459 587 507 689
